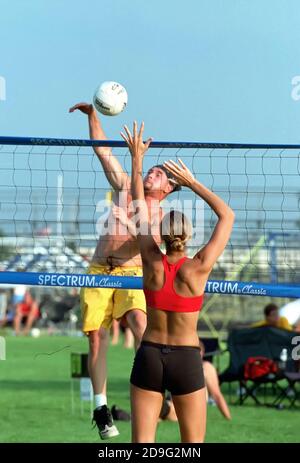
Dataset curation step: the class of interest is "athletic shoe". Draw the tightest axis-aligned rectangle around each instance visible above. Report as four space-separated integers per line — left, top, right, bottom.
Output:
111 404 131 421
92 405 119 440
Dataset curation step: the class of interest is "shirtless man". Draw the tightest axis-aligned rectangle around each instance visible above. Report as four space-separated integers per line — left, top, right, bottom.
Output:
69 103 180 439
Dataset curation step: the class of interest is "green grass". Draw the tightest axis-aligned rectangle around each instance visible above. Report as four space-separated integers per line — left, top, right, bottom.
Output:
0 335 299 443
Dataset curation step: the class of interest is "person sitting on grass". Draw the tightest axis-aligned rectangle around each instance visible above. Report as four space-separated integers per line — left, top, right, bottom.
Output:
13 288 40 336
199 339 231 420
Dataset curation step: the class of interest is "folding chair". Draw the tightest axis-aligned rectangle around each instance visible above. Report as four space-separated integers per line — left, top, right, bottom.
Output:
271 359 300 409
219 326 299 406
283 372 300 407
239 373 280 406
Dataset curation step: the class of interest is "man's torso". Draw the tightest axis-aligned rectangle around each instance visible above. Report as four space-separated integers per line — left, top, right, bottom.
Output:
92 190 161 268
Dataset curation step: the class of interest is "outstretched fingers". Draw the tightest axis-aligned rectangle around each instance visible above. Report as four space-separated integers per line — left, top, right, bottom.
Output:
69 104 80 113
178 158 188 170
144 137 153 149
120 131 129 144
133 120 138 140
124 125 133 143
122 121 152 154
168 178 180 186
163 160 182 176
138 121 144 139
68 102 90 113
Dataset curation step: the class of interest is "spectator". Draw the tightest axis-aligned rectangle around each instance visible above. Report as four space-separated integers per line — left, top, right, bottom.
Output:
13 287 40 335
199 340 231 420
0 289 8 327
0 289 16 328
252 303 292 331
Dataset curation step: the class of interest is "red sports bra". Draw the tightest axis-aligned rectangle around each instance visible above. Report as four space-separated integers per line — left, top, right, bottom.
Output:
143 254 204 313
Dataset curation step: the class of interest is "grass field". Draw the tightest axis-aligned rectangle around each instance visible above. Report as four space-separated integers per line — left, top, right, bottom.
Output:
0 335 299 443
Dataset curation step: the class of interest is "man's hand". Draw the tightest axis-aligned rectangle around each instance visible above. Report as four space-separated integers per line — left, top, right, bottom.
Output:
69 101 130 191
69 102 95 116
121 121 152 160
112 205 137 237
112 205 129 227
163 158 195 188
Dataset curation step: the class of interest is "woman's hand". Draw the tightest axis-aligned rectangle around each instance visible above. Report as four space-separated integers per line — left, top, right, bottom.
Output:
163 159 195 188
121 121 152 160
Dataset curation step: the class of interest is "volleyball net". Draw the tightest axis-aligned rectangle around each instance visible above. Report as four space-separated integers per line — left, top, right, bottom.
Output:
0 136 300 327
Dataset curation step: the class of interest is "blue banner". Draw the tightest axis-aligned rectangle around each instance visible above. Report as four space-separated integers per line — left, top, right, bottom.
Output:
1 136 300 150
0 271 299 298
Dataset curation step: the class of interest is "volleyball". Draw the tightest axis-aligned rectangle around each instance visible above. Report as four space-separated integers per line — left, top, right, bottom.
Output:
30 328 41 338
93 81 128 116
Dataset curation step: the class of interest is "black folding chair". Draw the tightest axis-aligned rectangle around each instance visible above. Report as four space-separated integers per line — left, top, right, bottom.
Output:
219 326 299 406
239 372 280 406
271 359 300 409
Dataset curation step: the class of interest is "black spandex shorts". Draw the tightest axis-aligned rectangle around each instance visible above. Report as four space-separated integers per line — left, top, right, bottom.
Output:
130 340 205 395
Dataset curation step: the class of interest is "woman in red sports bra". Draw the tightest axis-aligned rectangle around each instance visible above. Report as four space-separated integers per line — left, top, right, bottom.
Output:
121 122 234 443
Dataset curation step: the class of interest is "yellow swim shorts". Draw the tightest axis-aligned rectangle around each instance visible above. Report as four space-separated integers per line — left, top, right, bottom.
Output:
80 264 146 333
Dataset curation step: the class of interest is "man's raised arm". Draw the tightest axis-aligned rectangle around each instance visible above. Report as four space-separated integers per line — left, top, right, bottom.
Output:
69 102 130 191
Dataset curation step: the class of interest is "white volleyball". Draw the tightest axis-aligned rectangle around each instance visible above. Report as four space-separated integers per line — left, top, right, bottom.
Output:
93 81 128 116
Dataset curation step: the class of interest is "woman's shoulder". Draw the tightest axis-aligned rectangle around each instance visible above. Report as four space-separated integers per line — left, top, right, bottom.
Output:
142 250 164 276
180 256 203 273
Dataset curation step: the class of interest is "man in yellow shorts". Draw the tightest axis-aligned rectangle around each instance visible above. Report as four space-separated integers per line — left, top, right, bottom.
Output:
81 264 145 340
70 103 180 439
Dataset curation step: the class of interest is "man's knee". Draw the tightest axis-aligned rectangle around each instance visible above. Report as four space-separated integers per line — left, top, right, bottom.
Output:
89 331 100 356
99 327 109 345
90 327 109 352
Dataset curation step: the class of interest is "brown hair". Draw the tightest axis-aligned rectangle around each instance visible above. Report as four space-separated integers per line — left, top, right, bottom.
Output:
160 210 192 252
152 165 182 192
264 303 278 317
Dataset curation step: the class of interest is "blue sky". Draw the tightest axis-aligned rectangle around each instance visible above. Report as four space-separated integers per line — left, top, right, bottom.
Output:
0 0 300 143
